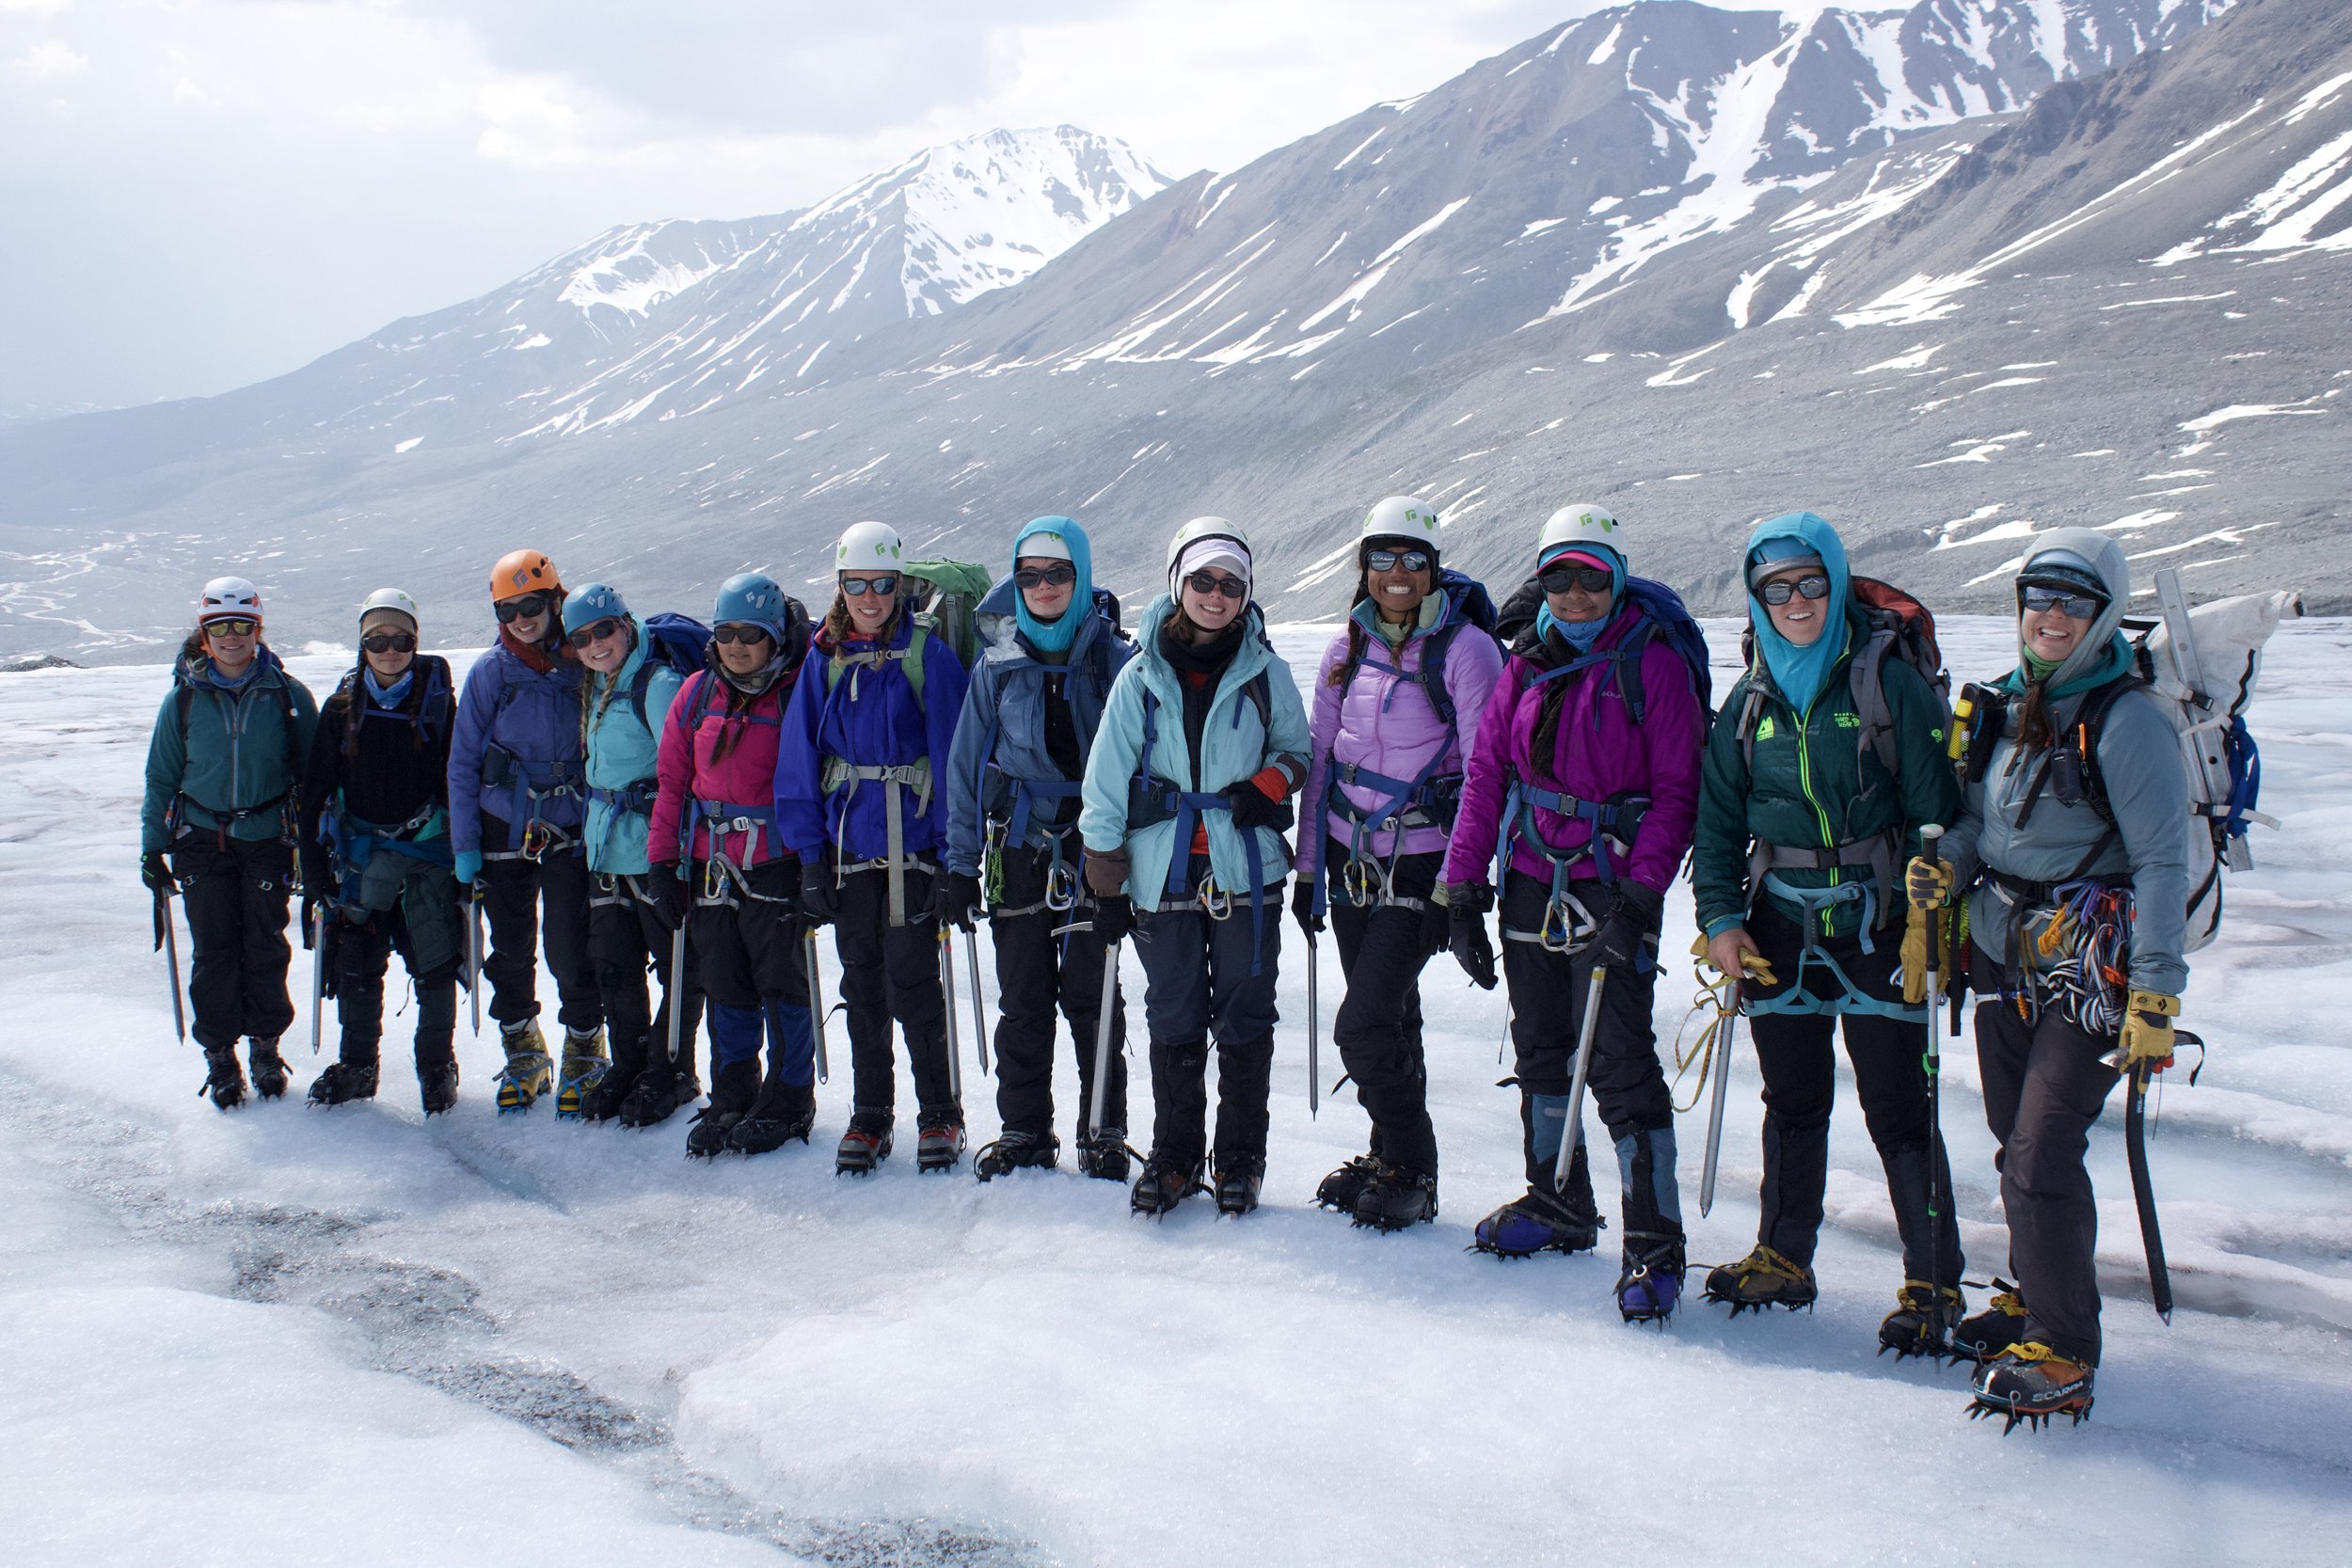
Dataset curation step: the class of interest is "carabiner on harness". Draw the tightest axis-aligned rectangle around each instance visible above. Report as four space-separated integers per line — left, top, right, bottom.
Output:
1044 861 1079 913
1538 891 1598 954
1197 881 1234 922
520 818 556 863
1339 856 1390 911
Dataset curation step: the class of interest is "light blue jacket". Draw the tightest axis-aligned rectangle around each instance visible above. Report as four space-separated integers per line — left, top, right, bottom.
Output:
580 615 684 876
1078 596 1311 905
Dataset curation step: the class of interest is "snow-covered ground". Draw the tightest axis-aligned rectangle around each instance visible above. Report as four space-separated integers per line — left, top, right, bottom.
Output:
3 616 2349 1567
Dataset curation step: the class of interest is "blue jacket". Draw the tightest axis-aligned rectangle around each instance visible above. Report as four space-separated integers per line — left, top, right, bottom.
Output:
141 645 320 852
580 615 685 876
775 611 970 863
945 580 1132 876
1078 597 1311 904
447 637 587 855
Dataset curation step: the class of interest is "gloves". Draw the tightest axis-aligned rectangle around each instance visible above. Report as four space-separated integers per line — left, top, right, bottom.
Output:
2117 989 2180 1070
453 849 484 888
1093 893 1135 944
942 871 983 933
646 864 690 931
1447 881 1498 990
300 895 325 951
1421 885 1450 958
1590 880 1663 970
1225 768 1295 831
1083 845 1131 900
141 850 176 894
1905 855 1954 911
1291 879 1324 936
1698 930 1779 989
800 869 842 928
1899 904 1947 1006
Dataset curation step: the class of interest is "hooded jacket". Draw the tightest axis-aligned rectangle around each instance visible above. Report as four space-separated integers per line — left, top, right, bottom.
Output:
1077 596 1311 904
944 576 1132 877
650 664 797 869
1295 582 1503 885
580 615 684 876
141 645 320 853
1438 595 1705 895
1940 528 2190 994
774 609 969 863
447 634 586 855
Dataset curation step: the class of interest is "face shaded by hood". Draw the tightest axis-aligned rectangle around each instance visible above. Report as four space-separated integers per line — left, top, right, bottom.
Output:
2014 527 2133 693
1742 511 1851 714
1012 515 1093 656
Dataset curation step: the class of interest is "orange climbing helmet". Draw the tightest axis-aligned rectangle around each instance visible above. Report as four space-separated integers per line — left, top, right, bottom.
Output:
488 548 563 603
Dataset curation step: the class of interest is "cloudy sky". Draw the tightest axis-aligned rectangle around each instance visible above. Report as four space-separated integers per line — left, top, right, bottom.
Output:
0 0 1669 414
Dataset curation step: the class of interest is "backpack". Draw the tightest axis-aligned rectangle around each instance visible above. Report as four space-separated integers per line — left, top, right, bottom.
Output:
628 612 713 729
902 559 993 669
1511 576 1713 721
1735 576 1943 774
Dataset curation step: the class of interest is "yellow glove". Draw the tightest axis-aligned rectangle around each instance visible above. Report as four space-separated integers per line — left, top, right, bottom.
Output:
2117 990 2180 1070
1904 855 1954 911
1899 904 1946 1006
1693 931 1778 989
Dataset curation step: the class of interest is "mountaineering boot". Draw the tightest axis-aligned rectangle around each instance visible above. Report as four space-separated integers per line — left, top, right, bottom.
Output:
1970 1342 2094 1431
620 1063 699 1129
1471 1188 1603 1258
1702 1245 1819 1315
835 1107 895 1175
247 1037 290 1101
915 1106 968 1173
1881 1281 1966 1360
1131 1151 1205 1216
1353 1164 1438 1232
1076 1127 1133 1182
554 1026 610 1119
1214 1157 1265 1217
495 1022 552 1113
686 1057 758 1158
577 1065 638 1124
307 1057 380 1106
727 1079 818 1156
419 1061 460 1117
1952 1280 2031 1363
199 1045 247 1110
1315 1152 1383 1213
973 1129 1059 1181
1616 1232 1685 1324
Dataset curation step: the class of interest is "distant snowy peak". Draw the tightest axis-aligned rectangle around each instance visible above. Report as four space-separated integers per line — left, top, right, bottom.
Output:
551 223 756 322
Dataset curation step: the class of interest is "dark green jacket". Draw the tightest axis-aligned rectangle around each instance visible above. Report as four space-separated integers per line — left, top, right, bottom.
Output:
1692 614 1958 942
141 647 320 852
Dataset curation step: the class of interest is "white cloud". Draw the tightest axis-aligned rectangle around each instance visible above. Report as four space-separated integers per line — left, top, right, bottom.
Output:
10 36 85 75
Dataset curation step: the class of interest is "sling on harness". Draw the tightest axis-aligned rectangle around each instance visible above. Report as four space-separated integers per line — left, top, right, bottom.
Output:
1126 685 1273 975
820 758 934 927
1319 753 1456 913
683 797 784 907
986 777 1088 917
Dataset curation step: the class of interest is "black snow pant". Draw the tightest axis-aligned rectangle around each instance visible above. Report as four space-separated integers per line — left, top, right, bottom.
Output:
692 858 813 1089
1500 869 1679 1248
590 871 705 1084
1740 904 1963 1289
478 819 600 1034
990 846 1128 1142
1132 867 1282 1172
1327 842 1440 1179
170 832 294 1053
1970 942 2124 1367
331 893 460 1078
831 862 953 1118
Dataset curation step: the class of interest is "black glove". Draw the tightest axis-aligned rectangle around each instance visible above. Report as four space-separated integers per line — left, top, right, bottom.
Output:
317 916 342 1000
1447 882 1498 990
300 895 324 951
800 869 842 927
1590 880 1664 970
1420 889 1450 958
647 865 691 931
1291 879 1324 936
141 850 176 895
1093 893 1135 944
942 871 983 933
1225 771 1294 832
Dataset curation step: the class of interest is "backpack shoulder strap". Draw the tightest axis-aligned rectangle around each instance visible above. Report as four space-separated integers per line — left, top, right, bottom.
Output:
1420 621 1462 732
628 658 657 732
1849 627 1901 778
1614 618 1659 723
2072 673 2151 824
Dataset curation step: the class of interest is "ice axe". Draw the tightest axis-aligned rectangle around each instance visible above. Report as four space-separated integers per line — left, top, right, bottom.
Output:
938 927 962 1101
1306 929 1320 1119
1697 983 1740 1219
1088 940 1120 1141
309 902 328 1057
803 927 831 1085
1553 965 1609 1193
665 871 690 1073
465 884 484 1037
153 888 186 1043
963 927 991 1075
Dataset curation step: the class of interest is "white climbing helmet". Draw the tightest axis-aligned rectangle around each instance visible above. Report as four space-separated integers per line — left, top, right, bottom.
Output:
1359 496 1440 555
1536 503 1625 567
357 587 421 633
198 576 263 626
835 520 904 574
1166 515 1251 593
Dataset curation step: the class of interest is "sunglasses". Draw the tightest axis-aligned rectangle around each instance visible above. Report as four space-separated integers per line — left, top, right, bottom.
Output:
565 619 624 650
1756 575 1832 606
360 631 418 655
1364 548 1431 575
204 618 260 639
712 624 772 646
494 594 551 624
2021 585 2104 620
1183 569 1248 601
840 574 899 598
1014 562 1078 590
1538 564 1614 594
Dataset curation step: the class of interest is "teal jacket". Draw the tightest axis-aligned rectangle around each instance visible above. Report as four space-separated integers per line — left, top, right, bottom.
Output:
580 616 685 876
142 646 320 852
1078 596 1311 904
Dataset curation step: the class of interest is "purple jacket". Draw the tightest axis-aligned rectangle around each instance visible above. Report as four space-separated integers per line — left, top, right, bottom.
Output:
1438 603 1706 896
1295 601 1504 883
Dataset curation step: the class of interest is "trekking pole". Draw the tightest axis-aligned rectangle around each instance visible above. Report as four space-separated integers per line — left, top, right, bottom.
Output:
1921 824 1947 1275
154 889 186 1043
2123 1056 2174 1323
1089 940 1120 1138
939 927 963 1100
1697 981 1739 1218
310 903 328 1057
1306 930 1321 1119
1553 965 1610 1193
803 927 830 1085
465 885 484 1037
963 927 991 1075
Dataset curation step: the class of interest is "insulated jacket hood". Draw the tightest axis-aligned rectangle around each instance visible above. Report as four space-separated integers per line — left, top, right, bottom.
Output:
1745 512 1851 716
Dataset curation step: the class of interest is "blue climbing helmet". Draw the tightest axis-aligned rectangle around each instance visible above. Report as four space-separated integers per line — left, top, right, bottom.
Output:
563 581 630 637
713 571 792 640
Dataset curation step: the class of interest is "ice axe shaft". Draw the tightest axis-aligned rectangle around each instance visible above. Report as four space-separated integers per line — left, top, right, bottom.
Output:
1306 930 1320 1119
155 890 186 1043
310 904 327 1057
1088 941 1120 1137
665 899 689 1070
2125 1059 2173 1322
963 927 990 1075
804 927 830 1085
465 887 483 1037
1553 965 1609 1193
939 927 962 1100
1698 994 1738 1218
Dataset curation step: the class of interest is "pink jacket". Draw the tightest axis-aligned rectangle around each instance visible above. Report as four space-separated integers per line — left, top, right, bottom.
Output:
649 670 792 867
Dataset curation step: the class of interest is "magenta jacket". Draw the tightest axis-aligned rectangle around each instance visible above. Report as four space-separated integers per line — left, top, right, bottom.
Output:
1438 604 1705 896
650 670 793 867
